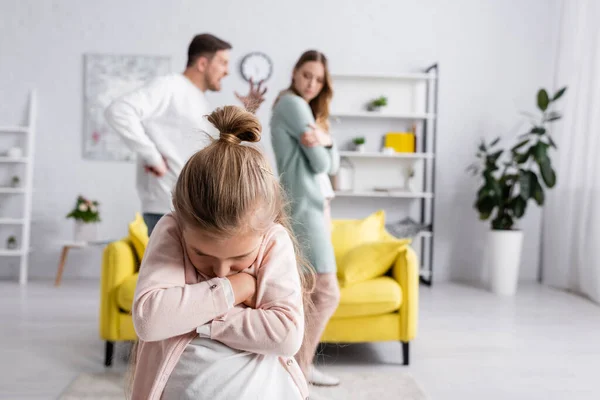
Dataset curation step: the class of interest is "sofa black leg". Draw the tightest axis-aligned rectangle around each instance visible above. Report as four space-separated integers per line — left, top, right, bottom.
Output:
401 341 409 366
105 341 114 367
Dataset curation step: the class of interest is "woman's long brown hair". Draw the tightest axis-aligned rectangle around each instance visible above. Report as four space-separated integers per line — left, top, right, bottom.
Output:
288 50 333 131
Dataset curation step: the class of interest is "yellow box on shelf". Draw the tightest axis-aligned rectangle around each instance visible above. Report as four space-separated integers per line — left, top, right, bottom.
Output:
384 132 415 153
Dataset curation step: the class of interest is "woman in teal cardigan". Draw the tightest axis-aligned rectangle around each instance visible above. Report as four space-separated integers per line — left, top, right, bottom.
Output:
270 50 341 387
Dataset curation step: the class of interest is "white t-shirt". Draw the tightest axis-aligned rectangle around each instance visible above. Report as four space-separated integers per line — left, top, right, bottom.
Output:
105 74 213 214
163 278 303 400
317 173 335 200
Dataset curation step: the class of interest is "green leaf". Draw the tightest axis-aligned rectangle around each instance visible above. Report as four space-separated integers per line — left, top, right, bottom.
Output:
475 196 496 220
492 214 514 230
533 142 549 164
514 150 530 164
552 87 567 101
531 126 546 135
511 139 529 153
539 159 557 187
547 135 557 149
537 89 550 111
519 171 531 199
545 111 562 122
478 139 486 152
532 177 545 205
488 150 503 163
513 196 527 218
490 137 501 147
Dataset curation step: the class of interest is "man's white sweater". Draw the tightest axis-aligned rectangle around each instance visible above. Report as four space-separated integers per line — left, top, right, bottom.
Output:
105 74 213 214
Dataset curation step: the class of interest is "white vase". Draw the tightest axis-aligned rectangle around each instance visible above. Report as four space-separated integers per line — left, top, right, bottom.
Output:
74 221 97 243
485 230 523 296
335 164 354 191
355 144 365 153
7 147 22 158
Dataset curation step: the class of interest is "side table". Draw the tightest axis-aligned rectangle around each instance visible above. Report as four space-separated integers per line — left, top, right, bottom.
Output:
55 240 113 286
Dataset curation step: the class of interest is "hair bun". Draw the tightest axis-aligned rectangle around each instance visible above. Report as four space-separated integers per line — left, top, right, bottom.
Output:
207 106 261 144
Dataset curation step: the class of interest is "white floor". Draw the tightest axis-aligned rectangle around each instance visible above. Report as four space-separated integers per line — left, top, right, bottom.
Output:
1 280 599 400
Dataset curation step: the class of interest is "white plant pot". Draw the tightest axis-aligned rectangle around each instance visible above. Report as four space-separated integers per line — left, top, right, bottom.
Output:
485 229 523 296
7 147 23 158
355 144 365 153
74 221 97 243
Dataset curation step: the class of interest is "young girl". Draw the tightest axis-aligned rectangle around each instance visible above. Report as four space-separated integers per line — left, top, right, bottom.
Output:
270 50 341 387
129 106 313 400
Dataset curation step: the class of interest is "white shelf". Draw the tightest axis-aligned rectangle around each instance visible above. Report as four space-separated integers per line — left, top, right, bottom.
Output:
339 151 434 160
331 111 435 120
0 89 36 285
419 268 432 278
332 73 436 81
0 157 29 163
0 249 30 257
334 190 434 199
0 126 29 133
417 231 434 238
0 218 25 225
0 188 26 194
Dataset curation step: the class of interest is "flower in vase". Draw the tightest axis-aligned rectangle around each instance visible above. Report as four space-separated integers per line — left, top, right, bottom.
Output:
67 195 101 223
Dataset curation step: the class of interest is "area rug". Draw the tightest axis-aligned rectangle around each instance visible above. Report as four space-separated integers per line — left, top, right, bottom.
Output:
60 366 427 400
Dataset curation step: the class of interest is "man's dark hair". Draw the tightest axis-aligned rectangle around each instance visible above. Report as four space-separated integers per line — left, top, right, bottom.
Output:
187 34 232 67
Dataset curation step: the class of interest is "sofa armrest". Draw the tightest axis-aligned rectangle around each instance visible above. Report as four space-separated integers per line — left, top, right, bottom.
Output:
392 246 419 341
99 239 138 341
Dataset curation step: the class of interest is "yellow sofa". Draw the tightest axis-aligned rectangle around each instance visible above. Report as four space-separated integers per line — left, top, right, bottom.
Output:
99 213 418 366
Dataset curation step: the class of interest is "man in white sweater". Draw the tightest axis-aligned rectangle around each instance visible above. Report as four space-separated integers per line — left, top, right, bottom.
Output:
105 33 266 234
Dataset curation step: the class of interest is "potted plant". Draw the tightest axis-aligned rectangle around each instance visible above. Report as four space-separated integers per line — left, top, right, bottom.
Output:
404 167 416 192
6 235 17 250
66 195 101 243
11 176 20 188
468 86 567 295
367 96 388 112
353 137 366 153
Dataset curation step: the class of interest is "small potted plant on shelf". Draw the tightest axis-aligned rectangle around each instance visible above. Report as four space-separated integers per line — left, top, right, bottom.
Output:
367 95 388 112
66 195 101 243
6 235 17 250
468 86 567 296
404 168 416 192
353 137 366 153
11 176 20 188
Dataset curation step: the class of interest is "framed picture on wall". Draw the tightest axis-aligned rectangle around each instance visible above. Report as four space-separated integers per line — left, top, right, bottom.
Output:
82 53 170 161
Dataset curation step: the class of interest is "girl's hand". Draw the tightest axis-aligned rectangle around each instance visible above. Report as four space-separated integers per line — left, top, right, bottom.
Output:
227 273 257 306
301 123 332 148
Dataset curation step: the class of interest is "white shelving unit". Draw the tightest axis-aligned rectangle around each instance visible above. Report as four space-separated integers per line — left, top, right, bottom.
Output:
0 90 36 285
330 66 438 285
0 157 29 163
334 190 434 199
331 111 435 120
338 151 434 160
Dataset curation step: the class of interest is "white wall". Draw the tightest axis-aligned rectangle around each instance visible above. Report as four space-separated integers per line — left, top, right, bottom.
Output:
0 0 559 282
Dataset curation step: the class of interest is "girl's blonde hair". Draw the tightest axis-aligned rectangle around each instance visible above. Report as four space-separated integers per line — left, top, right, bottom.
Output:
172 105 314 295
127 106 315 398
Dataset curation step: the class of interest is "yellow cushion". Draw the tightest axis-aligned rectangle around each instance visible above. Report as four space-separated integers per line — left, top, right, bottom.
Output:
333 276 402 319
322 313 401 343
331 210 386 264
338 240 409 287
128 213 148 261
116 273 138 313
